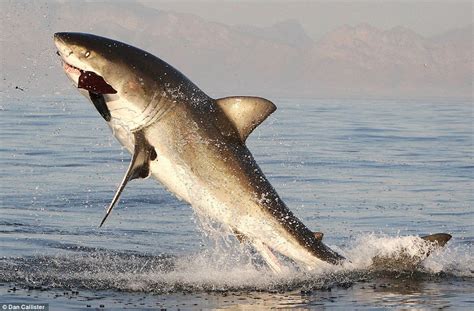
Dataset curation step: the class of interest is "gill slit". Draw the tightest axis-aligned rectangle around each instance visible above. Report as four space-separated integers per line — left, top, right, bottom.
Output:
128 89 177 132
109 89 177 149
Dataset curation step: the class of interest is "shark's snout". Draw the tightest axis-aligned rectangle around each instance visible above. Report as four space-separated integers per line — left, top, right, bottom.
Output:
53 32 65 42
53 32 117 95
54 32 75 45
54 33 73 59
53 32 67 47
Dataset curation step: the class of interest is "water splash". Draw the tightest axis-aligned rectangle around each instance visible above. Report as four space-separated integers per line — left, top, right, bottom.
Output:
0 233 471 293
339 233 473 277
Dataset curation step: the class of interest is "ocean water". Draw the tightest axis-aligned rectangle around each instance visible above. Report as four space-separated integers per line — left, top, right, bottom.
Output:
0 96 472 310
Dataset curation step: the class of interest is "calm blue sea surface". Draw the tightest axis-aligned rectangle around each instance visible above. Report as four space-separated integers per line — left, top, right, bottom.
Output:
0 96 472 310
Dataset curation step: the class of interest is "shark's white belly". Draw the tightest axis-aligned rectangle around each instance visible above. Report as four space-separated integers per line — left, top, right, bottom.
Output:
148 152 328 271
110 119 327 271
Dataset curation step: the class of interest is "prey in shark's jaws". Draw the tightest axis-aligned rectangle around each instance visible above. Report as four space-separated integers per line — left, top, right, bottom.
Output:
58 50 116 121
53 32 452 273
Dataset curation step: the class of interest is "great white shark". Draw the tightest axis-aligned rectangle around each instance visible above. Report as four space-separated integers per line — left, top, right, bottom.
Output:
54 32 451 273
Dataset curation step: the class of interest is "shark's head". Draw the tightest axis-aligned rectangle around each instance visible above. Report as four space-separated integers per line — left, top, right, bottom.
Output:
54 32 126 95
54 32 173 129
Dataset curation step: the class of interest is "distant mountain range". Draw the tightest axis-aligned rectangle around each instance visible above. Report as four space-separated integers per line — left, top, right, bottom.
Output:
1 1 472 99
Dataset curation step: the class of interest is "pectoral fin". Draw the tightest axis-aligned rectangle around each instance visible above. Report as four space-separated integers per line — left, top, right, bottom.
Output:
99 131 157 227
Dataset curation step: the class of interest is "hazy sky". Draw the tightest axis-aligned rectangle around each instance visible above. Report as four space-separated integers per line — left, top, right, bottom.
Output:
1 0 471 98
138 0 472 40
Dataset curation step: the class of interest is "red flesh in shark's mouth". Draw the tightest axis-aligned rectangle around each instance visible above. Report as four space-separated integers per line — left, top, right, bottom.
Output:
61 59 117 94
78 71 117 94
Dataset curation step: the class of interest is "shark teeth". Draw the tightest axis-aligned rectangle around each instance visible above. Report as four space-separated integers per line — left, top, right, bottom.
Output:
62 61 82 75
58 55 117 94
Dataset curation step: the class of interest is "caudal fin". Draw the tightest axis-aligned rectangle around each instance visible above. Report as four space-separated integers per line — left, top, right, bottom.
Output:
421 233 452 247
370 233 452 271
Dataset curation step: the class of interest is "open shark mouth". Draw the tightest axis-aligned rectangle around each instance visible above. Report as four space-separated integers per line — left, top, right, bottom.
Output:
62 61 117 95
59 54 116 121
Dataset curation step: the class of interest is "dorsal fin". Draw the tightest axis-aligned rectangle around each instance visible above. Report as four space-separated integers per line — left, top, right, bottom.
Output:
99 130 157 227
215 96 276 142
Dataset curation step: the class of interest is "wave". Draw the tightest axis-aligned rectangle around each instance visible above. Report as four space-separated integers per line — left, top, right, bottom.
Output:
0 233 471 293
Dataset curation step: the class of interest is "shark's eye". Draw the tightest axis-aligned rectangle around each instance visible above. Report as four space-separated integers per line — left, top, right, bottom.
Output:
84 51 91 58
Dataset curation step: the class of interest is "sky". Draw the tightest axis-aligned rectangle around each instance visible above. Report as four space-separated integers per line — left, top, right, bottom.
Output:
138 0 473 40
0 0 471 98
